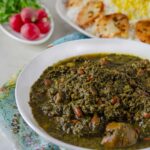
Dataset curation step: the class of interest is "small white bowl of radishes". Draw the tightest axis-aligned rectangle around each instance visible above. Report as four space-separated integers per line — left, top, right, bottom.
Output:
0 6 54 45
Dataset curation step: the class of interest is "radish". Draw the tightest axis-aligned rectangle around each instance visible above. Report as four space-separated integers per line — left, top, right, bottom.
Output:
9 14 23 32
37 9 48 20
21 23 40 40
36 18 51 34
21 7 37 23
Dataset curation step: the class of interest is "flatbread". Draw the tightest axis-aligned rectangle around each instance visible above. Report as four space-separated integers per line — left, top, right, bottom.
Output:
136 20 150 44
93 13 129 38
76 0 104 28
66 0 83 8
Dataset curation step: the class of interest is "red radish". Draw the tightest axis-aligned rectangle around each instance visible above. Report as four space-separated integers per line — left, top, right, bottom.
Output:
37 9 48 20
36 18 51 34
21 7 37 23
9 14 23 32
21 23 40 40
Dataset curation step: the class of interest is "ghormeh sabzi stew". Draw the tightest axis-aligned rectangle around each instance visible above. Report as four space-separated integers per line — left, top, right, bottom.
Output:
30 54 150 149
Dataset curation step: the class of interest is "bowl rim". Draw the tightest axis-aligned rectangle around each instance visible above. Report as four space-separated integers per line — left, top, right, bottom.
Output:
15 38 150 150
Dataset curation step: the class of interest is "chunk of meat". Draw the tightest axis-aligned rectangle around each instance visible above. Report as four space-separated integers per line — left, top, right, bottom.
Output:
101 122 139 148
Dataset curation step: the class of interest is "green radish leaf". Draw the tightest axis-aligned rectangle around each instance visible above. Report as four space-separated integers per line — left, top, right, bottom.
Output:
0 0 41 23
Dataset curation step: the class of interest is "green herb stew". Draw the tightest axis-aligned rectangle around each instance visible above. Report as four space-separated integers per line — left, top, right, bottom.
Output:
30 54 150 149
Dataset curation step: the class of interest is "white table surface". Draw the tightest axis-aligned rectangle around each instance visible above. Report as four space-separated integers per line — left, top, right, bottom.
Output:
0 0 74 149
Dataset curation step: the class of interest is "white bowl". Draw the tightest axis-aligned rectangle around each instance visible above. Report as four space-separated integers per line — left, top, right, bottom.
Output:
0 6 54 45
15 39 150 150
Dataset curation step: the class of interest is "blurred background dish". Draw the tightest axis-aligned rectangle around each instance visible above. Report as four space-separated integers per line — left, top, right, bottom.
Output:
56 0 150 44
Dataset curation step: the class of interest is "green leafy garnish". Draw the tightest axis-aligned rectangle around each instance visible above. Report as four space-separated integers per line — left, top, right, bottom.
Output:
0 0 41 23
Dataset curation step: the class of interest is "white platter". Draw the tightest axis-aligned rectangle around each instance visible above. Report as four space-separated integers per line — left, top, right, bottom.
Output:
56 0 147 44
0 6 54 45
56 0 96 38
15 39 150 150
